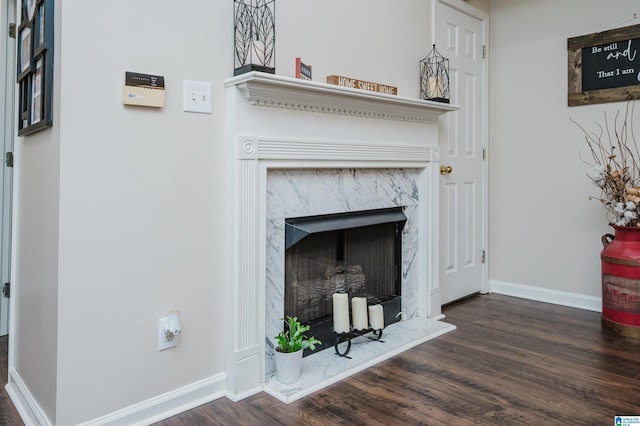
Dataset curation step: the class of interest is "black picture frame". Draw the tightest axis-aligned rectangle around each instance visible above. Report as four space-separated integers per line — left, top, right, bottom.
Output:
18 26 30 77
16 0 53 136
31 57 43 125
34 3 44 51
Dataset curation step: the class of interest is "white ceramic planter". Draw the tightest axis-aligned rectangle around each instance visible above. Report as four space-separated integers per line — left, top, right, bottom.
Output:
274 348 303 384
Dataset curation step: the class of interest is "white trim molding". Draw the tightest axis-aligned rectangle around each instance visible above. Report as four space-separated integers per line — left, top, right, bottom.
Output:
489 280 601 313
77 373 227 426
236 136 439 162
226 72 458 124
6 369 53 426
6 369 227 426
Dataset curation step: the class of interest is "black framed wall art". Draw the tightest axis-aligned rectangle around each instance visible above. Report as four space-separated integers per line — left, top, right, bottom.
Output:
568 23 640 106
16 0 53 136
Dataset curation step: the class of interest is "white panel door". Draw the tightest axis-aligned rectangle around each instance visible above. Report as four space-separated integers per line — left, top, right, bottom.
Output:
437 0 487 304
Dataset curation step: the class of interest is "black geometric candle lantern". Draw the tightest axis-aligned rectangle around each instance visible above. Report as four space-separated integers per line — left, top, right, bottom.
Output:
420 44 450 103
234 0 276 76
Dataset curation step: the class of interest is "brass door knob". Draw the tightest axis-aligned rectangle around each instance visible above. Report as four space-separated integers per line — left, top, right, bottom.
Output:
440 165 453 175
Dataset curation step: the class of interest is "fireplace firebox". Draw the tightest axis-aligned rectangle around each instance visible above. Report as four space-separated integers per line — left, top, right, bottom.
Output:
284 207 407 355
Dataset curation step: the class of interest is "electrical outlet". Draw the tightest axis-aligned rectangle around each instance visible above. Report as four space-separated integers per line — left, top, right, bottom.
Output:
183 80 212 114
158 317 179 351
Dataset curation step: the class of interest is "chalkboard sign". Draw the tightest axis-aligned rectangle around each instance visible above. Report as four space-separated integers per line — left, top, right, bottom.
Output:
582 39 640 91
568 23 640 106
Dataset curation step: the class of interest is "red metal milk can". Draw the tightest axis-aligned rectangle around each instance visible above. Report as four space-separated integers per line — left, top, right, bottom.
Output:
601 226 640 338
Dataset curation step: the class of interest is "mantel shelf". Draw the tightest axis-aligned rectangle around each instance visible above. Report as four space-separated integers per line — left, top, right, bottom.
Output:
225 72 459 124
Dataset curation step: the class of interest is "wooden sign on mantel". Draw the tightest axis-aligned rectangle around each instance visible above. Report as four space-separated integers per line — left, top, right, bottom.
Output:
326 75 398 95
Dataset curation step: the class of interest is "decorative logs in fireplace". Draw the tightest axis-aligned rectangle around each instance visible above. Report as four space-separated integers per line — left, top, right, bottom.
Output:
290 261 365 324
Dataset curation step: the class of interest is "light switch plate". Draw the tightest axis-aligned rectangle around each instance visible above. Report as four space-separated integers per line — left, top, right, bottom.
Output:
183 80 212 114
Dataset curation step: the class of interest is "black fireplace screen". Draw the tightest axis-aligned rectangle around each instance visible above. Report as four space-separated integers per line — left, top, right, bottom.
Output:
284 207 406 354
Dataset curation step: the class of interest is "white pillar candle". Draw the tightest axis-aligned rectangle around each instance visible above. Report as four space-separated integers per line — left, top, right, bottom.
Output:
428 77 444 98
368 304 384 330
351 297 369 330
332 293 350 333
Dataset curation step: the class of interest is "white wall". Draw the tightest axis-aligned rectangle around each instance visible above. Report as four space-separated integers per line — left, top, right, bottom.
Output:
489 0 639 299
13 101 61 423
54 1 231 424
8 0 230 424
10 0 62 420
277 0 434 97
465 0 489 13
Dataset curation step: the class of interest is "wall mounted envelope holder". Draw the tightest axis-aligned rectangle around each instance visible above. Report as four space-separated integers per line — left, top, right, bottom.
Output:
17 0 54 136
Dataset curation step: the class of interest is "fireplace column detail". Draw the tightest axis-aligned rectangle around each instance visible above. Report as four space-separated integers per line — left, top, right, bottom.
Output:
225 139 266 399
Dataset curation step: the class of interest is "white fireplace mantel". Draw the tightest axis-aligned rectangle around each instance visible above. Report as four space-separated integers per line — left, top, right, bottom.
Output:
228 72 458 124
224 72 458 402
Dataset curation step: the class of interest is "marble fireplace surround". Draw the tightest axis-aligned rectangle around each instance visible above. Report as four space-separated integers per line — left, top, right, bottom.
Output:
224 72 458 402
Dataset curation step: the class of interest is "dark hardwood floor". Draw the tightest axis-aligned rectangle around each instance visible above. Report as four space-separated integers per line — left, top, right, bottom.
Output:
2 294 639 425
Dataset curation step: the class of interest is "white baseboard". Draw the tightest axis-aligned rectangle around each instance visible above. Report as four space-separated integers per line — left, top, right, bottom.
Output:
7 368 230 426
5 368 53 426
224 386 263 402
78 373 227 426
489 280 601 312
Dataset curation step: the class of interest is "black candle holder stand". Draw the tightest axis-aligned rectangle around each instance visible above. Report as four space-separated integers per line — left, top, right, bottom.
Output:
334 327 385 359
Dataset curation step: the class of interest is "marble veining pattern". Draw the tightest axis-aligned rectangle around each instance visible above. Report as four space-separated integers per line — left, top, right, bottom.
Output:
264 317 456 403
265 168 421 375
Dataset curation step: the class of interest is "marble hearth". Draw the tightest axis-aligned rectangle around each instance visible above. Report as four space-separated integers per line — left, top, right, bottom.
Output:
224 72 458 402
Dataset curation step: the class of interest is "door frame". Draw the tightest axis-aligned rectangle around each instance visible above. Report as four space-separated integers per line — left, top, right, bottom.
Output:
0 0 17 336
433 0 490 298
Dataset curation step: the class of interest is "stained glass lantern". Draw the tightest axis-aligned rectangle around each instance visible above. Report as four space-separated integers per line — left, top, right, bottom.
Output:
420 44 450 103
234 0 276 76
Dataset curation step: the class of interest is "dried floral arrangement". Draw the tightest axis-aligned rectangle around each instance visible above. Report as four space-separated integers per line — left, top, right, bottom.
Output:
575 102 640 227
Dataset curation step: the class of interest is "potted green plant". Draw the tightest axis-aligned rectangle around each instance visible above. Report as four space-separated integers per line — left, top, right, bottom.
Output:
274 316 321 384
